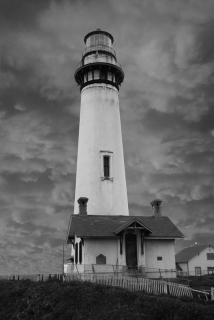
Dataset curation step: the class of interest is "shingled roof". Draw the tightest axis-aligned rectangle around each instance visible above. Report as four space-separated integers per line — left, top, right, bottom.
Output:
66 215 184 243
175 244 213 263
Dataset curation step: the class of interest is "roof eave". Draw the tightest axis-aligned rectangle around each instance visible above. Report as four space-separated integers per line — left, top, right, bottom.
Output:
66 215 74 244
144 236 184 239
77 235 120 239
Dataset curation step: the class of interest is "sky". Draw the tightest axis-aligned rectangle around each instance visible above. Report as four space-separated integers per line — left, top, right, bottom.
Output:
0 0 214 274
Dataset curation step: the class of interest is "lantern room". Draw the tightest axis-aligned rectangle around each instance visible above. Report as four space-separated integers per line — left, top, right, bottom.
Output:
74 29 124 91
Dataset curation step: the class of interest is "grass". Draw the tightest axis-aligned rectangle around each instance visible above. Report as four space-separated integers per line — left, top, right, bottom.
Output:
0 279 214 319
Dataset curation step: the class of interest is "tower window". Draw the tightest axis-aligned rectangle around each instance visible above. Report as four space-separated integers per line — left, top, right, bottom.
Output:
104 156 110 178
100 151 113 181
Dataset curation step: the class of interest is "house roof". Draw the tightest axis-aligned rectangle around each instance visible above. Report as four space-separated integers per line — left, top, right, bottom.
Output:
66 215 184 243
175 244 213 263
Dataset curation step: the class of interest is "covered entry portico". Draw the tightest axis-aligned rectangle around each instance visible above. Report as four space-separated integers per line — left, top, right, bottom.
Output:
114 219 153 270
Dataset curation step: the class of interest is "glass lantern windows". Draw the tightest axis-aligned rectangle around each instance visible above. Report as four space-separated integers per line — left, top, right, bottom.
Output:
86 34 112 47
88 71 93 81
83 69 117 84
107 72 113 81
100 70 106 80
94 70 100 80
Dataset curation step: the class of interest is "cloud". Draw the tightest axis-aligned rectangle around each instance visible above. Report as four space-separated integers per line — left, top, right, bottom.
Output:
14 103 27 111
0 0 214 273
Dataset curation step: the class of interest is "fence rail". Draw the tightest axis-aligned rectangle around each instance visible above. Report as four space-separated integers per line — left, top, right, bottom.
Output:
66 263 177 279
0 273 195 299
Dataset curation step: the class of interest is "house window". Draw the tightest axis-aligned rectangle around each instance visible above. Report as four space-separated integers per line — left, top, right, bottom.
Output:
75 243 78 264
100 151 113 181
195 267 201 276
96 254 106 265
208 267 214 274
207 253 214 260
79 242 82 264
157 257 162 261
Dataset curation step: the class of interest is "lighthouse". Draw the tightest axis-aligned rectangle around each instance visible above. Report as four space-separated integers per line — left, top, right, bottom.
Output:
74 29 129 216
66 29 184 275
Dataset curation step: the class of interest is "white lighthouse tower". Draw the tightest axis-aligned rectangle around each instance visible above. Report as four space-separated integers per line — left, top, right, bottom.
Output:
74 29 129 216
66 29 184 274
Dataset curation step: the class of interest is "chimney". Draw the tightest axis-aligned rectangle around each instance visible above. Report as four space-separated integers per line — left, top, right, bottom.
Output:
150 199 162 218
77 197 89 215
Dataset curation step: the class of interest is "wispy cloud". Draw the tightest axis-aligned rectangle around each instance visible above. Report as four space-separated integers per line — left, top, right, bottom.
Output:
0 0 214 272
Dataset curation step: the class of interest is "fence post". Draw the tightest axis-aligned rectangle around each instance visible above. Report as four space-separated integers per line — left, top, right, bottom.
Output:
112 265 115 276
166 282 170 294
211 287 214 301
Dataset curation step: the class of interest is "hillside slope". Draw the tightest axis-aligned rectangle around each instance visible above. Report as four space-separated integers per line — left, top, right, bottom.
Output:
0 280 214 319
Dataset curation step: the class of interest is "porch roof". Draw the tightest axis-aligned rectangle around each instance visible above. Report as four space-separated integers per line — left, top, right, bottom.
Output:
67 215 184 243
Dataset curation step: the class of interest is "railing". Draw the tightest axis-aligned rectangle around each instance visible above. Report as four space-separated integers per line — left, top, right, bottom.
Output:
82 44 116 58
76 57 122 70
66 264 177 279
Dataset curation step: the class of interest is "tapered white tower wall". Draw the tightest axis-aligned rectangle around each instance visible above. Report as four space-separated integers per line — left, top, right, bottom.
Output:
74 29 129 216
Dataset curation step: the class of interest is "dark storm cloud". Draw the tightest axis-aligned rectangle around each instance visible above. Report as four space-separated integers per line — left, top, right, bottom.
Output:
195 22 214 64
1 170 54 194
0 0 51 27
0 0 214 273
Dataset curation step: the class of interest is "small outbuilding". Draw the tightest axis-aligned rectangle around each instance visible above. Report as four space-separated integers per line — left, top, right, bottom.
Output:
67 198 184 278
176 244 214 276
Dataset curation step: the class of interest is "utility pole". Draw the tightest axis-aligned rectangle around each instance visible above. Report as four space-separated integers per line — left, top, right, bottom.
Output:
62 242 65 276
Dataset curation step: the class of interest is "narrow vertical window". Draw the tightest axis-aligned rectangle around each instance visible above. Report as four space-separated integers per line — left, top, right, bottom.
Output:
79 242 82 264
104 156 110 178
100 151 113 181
75 243 78 264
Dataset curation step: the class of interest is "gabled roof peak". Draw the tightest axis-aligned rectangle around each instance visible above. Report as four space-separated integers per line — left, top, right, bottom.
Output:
114 218 153 235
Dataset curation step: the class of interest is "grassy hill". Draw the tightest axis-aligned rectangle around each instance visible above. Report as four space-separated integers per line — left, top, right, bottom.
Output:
0 279 214 320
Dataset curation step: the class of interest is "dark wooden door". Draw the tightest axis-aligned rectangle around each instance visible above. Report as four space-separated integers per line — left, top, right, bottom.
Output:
126 234 137 269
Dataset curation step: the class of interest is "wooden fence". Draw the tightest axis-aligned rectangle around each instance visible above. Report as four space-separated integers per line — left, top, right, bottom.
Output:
64 273 193 298
3 273 212 300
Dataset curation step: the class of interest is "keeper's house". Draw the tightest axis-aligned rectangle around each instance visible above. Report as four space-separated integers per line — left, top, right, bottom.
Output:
176 244 214 276
67 199 184 278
